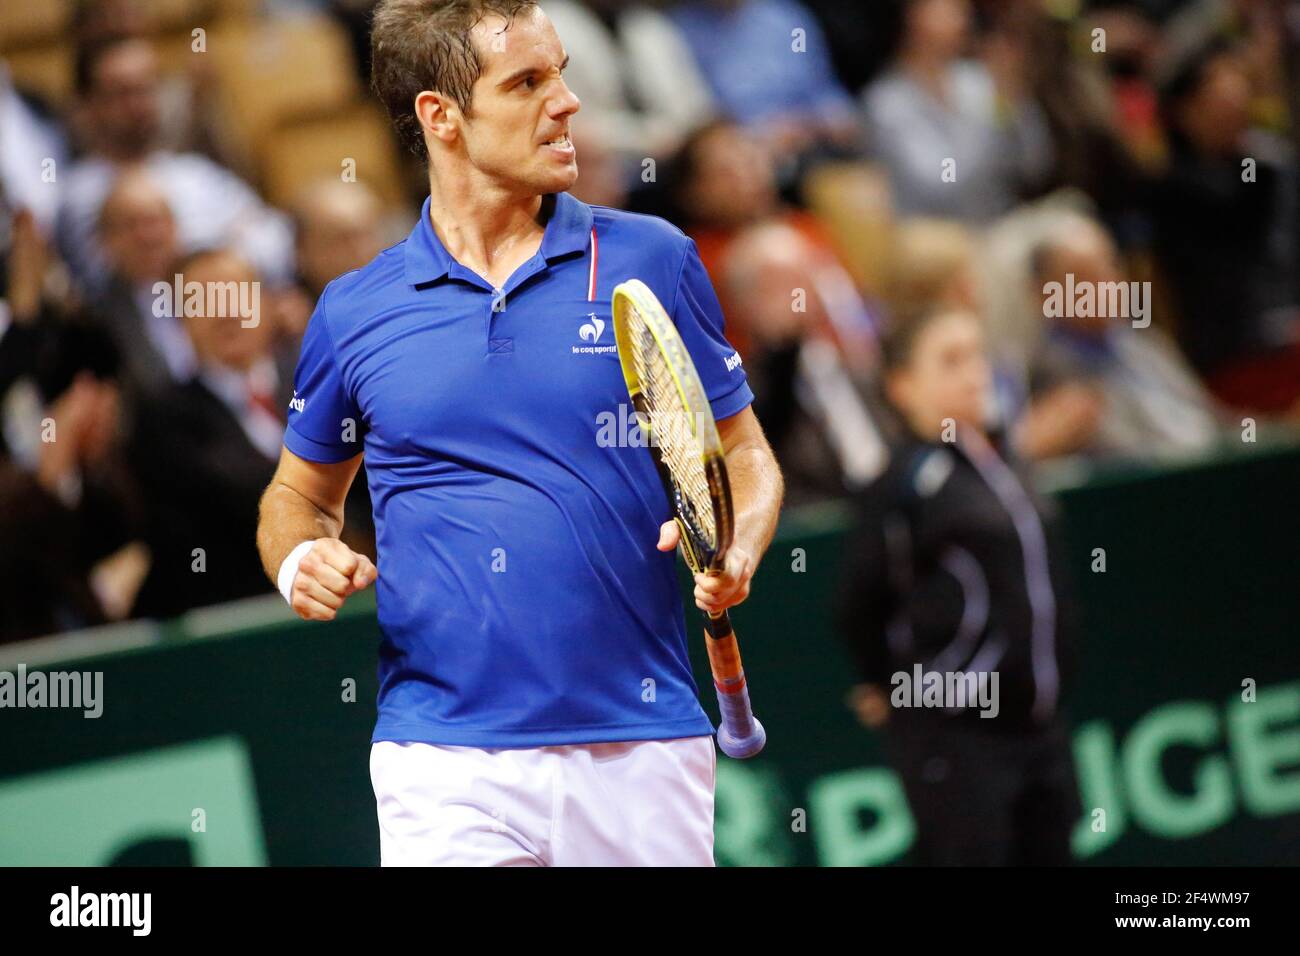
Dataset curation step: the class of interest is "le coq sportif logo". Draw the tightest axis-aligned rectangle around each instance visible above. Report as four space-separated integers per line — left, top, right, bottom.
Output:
580 314 605 342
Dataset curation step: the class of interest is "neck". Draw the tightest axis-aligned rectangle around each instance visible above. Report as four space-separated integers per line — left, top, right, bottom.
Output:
426 164 547 280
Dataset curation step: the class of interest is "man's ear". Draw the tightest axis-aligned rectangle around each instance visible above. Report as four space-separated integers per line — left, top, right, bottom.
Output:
414 90 460 149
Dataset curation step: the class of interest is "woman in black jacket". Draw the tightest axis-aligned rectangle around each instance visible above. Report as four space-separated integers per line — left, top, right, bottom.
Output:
837 304 1081 865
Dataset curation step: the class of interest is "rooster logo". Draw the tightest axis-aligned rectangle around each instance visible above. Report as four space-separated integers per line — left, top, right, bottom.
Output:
579 314 605 343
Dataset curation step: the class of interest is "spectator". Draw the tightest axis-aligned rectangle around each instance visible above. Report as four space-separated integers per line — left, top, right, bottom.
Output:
723 221 886 505
883 216 1026 432
1157 0 1293 136
1150 39 1300 416
55 35 294 298
1023 4 1157 233
70 0 238 168
861 0 1052 223
290 179 386 302
127 249 282 620
837 303 1080 865
0 321 147 643
668 0 861 173
1018 213 1222 463
90 169 195 400
665 119 862 359
274 177 388 376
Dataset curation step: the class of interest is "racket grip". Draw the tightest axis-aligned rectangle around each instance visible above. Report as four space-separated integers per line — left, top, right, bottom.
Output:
704 612 766 759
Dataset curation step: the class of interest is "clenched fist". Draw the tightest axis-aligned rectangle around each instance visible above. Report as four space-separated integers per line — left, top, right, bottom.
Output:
287 538 377 621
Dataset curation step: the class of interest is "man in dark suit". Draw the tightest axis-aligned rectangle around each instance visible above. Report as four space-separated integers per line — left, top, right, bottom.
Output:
128 248 282 619
90 169 195 403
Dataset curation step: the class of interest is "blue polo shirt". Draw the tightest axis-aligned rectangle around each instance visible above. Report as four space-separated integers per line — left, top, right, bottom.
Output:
284 192 753 747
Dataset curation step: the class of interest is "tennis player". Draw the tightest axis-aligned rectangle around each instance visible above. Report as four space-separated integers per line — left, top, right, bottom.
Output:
256 0 783 866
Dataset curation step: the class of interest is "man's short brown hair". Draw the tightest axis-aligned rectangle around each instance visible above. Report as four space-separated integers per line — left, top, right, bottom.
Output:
370 0 539 159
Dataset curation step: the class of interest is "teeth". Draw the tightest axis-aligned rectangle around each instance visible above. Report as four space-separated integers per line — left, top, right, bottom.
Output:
547 135 569 146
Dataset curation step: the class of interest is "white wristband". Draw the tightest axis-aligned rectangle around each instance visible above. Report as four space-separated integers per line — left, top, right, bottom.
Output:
277 540 316 605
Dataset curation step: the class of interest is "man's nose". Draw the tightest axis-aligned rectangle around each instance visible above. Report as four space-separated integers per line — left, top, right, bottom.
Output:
550 79 580 117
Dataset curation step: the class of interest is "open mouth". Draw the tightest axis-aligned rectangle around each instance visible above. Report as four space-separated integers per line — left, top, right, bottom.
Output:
542 133 572 149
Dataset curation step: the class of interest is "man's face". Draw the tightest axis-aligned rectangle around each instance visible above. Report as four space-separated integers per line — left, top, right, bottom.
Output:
181 254 271 371
101 181 177 283
686 126 777 228
452 8 580 195
87 40 160 154
1041 225 1125 336
297 193 383 296
740 234 824 345
1179 54 1250 155
909 0 972 60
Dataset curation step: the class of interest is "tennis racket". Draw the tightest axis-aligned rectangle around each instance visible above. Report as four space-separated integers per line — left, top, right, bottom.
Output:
611 278 766 759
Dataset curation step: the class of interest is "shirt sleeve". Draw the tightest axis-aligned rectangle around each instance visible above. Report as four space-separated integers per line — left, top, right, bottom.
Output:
670 238 755 421
283 294 364 463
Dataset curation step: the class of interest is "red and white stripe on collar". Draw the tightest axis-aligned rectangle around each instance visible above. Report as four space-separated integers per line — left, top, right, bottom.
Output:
587 228 598 302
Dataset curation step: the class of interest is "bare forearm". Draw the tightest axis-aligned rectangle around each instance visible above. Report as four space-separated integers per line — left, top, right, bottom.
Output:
726 441 784 566
256 484 342 585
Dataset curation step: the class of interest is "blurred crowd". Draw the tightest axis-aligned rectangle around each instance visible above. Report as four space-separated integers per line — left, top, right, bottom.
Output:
0 0 1298 645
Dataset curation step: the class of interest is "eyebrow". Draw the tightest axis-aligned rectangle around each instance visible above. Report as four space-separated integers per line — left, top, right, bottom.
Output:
498 53 569 90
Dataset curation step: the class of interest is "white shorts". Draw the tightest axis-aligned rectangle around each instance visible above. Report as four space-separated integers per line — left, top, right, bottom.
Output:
369 735 716 866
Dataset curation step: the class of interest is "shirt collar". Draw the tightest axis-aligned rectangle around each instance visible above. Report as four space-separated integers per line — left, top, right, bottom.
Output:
197 356 277 413
403 191 593 287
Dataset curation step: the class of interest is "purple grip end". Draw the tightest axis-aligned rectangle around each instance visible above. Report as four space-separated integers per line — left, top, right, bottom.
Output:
715 684 766 759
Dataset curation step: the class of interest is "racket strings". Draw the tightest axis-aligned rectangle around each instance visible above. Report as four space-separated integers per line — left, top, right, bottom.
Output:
627 306 717 549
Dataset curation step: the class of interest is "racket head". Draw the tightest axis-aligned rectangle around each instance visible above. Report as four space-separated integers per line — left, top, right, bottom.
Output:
611 278 734 573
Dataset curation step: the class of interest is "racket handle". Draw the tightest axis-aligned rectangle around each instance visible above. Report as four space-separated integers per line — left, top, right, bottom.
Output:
704 610 766 759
